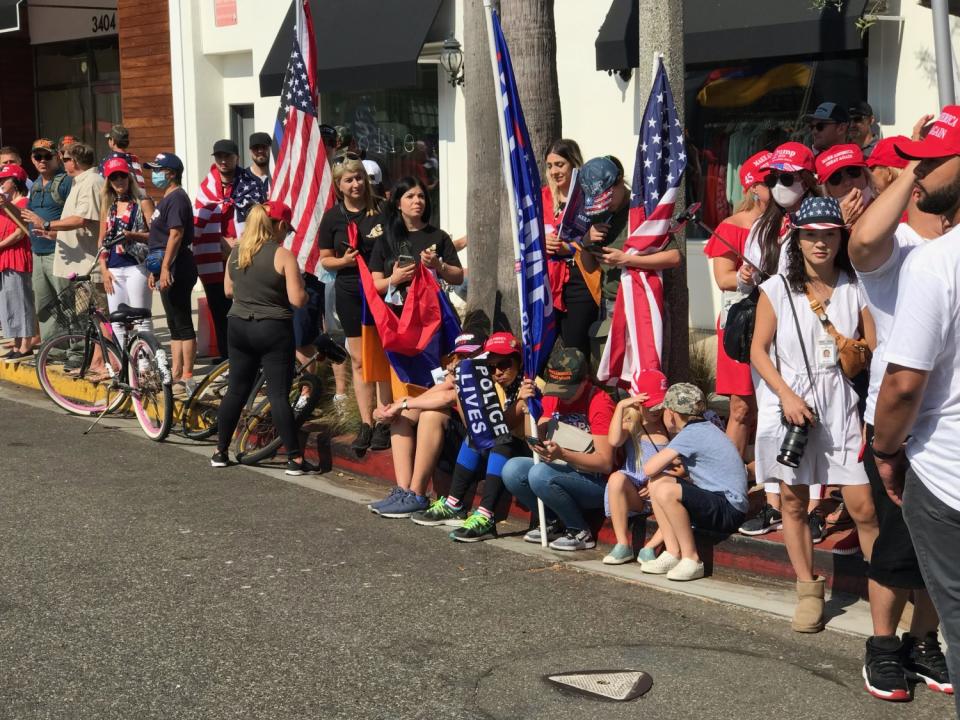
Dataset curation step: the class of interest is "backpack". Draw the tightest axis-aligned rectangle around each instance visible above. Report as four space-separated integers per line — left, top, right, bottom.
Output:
29 173 68 208
722 287 760 363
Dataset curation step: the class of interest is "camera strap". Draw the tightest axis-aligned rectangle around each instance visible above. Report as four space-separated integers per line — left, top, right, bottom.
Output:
779 274 822 420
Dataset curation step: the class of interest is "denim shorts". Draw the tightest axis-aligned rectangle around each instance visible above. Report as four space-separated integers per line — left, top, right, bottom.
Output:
680 482 745 534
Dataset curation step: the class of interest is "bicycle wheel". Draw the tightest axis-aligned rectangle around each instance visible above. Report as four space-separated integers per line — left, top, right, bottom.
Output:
127 333 174 441
181 359 231 440
35 333 125 416
234 373 322 465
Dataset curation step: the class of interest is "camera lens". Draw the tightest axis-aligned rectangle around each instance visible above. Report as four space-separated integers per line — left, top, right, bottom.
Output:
777 421 811 468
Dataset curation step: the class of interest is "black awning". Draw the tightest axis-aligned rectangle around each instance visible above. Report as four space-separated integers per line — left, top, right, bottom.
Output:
0 0 23 33
685 0 869 66
260 0 443 97
595 0 639 72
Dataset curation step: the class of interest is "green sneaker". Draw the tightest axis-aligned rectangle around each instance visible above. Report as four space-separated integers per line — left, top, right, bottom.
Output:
410 497 468 527
449 511 497 543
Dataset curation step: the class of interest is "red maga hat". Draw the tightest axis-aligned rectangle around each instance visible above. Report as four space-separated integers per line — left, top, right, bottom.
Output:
762 142 815 174
102 156 131 178
0 164 28 183
894 106 960 160
815 144 866 184
633 369 668 408
739 150 773 191
263 200 295 229
866 137 910 169
483 332 521 356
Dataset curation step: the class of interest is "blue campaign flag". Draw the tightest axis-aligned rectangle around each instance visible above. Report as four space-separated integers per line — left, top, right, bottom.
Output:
490 9 557 419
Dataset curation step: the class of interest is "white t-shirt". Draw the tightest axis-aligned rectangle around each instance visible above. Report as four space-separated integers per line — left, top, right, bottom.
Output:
884 224 960 511
739 219 791 292
855 223 925 425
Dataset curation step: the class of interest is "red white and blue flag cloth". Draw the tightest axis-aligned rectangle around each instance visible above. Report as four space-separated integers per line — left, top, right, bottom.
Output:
269 0 335 276
192 165 264 284
490 8 556 418
100 151 145 190
597 58 686 391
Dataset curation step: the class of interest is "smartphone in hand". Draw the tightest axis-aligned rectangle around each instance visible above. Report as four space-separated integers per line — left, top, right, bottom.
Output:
397 254 415 268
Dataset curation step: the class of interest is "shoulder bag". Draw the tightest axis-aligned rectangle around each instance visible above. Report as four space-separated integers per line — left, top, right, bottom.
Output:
804 287 872 380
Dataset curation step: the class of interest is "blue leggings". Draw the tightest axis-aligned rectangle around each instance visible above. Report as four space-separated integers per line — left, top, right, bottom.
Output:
448 437 528 513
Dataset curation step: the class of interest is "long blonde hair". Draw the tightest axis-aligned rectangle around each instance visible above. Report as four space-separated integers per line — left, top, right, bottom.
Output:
100 169 145 220
236 204 277 270
332 157 378 215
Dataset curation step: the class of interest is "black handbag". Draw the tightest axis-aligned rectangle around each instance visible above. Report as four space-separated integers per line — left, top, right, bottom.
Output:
722 287 760 363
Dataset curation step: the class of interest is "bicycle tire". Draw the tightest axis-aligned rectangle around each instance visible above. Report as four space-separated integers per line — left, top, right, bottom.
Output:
181 359 231 440
127 333 174 441
35 333 125 416
234 373 322 465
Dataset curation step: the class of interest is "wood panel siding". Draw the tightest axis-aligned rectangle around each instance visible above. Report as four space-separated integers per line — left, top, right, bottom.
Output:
117 0 174 173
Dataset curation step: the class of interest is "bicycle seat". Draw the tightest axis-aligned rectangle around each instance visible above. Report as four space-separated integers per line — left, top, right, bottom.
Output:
109 303 152 324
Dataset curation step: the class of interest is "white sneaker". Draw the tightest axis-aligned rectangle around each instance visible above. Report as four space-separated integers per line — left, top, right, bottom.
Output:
640 551 680 575
666 557 705 581
523 521 562 544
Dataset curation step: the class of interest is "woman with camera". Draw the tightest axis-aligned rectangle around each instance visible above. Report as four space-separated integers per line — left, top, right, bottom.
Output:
750 196 878 634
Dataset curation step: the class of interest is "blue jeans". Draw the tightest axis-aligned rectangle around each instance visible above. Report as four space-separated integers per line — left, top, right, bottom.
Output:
501 457 606 532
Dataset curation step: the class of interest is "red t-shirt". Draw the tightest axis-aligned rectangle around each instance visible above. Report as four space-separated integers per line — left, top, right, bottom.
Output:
541 386 615 436
0 197 32 273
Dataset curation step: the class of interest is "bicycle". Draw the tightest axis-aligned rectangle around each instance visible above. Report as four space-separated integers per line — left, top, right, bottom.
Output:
35 273 174 441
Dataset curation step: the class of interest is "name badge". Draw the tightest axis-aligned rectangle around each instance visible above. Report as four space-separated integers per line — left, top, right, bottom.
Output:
817 336 837 369
430 366 447 386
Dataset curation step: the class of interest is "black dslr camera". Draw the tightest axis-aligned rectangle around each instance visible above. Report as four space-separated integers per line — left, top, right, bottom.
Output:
777 408 818 468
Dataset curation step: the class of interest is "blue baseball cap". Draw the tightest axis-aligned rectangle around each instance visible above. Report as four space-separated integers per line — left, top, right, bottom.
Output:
803 102 849 124
143 152 184 172
578 156 623 218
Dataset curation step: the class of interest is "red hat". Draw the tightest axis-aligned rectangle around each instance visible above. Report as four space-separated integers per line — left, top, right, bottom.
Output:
867 136 911 169
815 144 866 184
0 164 27 183
263 200 295 230
633 369 668 408
894 106 960 160
739 150 773 191
763 142 815 174
483 332 521 356
102 156 131 178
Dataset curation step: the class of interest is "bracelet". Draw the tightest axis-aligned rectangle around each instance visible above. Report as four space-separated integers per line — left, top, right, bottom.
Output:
870 442 903 460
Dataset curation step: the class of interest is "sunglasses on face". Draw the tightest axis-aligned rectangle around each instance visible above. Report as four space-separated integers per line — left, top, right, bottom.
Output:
332 151 361 165
62 156 75 164
763 172 798 188
33 152 53 161
809 121 836 132
108 172 128 183
827 166 863 186
488 357 515 371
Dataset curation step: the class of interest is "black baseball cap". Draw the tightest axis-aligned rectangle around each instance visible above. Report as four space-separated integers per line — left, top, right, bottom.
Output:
249 132 271 149
803 102 849 124
319 124 337 144
143 152 184 172
848 101 874 119
212 139 239 156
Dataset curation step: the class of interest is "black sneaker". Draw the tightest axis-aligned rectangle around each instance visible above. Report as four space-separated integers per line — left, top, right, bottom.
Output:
351 422 373 456
739 504 783 536
369 422 391 451
863 635 910 702
210 450 230 468
285 457 319 476
904 631 953 694
809 509 826 544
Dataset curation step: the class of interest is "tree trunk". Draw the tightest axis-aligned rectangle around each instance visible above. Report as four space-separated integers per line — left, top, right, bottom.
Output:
463 0 502 333
639 0 689 383
464 0 561 334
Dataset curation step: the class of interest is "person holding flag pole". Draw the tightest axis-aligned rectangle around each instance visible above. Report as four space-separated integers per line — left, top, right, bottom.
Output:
482 0 558 548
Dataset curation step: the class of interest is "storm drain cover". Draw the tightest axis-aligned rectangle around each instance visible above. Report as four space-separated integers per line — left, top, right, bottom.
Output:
546 670 653 701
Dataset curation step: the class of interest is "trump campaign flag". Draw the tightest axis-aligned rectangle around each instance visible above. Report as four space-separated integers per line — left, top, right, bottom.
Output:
597 57 686 391
270 0 335 275
488 6 556 418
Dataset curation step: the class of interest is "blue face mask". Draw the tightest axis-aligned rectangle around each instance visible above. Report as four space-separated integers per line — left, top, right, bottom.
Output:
151 170 170 189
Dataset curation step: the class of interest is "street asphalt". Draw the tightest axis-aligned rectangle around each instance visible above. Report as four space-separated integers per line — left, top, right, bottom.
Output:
0 387 952 720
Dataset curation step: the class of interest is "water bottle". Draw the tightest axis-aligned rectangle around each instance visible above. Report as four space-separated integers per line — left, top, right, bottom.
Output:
154 348 172 384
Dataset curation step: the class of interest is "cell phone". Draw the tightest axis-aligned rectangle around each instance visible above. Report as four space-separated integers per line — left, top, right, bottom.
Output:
526 436 546 449
397 254 415 268
583 244 606 257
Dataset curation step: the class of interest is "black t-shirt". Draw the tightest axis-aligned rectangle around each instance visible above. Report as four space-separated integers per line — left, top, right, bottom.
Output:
369 224 461 283
318 203 385 287
148 187 194 256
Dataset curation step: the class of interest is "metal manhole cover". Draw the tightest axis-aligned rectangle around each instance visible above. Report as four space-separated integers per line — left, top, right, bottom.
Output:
546 670 653 701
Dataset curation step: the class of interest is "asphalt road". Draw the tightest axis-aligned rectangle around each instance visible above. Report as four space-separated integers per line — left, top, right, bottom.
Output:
0 388 952 720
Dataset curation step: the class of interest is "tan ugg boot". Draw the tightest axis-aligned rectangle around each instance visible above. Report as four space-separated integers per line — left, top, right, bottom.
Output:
792 577 825 633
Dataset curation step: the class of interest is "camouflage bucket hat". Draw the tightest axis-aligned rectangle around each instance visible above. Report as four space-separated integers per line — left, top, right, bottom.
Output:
542 347 588 400
662 383 706 416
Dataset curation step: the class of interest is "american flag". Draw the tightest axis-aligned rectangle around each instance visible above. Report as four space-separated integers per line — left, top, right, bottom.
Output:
269 0 334 276
490 8 556 418
193 165 264 284
597 58 686 391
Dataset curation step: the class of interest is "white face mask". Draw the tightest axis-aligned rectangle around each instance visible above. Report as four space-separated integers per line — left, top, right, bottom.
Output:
771 182 805 209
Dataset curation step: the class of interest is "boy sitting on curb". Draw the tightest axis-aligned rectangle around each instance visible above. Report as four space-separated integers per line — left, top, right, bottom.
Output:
639 383 749 581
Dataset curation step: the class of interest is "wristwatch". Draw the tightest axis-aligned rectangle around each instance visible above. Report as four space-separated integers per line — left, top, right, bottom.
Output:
401 397 409 410
869 441 902 460
43 220 51 231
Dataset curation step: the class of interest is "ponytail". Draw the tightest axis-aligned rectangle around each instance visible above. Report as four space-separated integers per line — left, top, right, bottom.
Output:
236 204 274 270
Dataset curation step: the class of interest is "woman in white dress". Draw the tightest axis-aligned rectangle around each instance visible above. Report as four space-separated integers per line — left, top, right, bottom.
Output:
751 196 879 633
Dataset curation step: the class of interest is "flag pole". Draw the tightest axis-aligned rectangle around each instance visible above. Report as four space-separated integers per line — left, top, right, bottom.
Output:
483 0 550 548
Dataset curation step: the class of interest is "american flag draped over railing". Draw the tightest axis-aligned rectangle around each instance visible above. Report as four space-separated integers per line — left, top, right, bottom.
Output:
270 0 335 276
597 57 686 391
489 8 556 418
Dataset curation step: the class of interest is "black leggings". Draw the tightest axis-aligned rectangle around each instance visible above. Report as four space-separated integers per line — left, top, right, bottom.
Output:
202 280 232 359
217 317 300 457
447 437 530 514
558 298 598 358
160 253 198 341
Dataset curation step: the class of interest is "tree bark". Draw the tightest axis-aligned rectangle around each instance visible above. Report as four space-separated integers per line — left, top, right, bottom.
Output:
639 0 689 383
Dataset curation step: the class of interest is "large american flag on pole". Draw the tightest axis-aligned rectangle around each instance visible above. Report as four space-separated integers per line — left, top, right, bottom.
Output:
269 0 334 276
490 9 556 417
597 57 686 391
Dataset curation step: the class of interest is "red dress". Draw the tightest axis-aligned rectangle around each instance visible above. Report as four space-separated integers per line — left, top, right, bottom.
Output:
704 221 753 396
0 197 32 273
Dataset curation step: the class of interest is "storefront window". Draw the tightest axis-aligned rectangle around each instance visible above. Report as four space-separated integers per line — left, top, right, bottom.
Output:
684 57 867 236
320 64 440 211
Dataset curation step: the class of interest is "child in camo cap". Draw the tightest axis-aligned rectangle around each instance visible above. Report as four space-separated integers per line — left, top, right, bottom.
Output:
638 383 749 582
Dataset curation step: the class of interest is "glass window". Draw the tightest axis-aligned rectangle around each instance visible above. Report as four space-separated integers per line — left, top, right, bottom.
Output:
320 64 440 216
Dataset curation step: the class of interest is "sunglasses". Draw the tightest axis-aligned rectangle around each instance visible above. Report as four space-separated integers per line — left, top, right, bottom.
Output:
62 156 75 164
827 166 863 186
32 152 53 161
488 357 515 371
763 172 798 188
809 121 836 132
108 172 129 182
332 152 361 165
